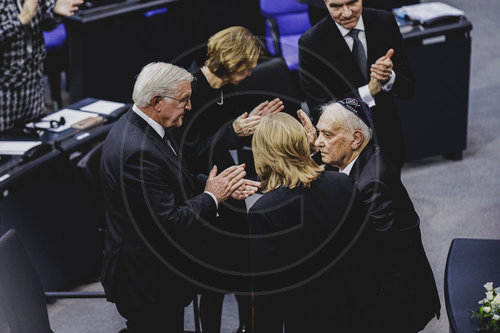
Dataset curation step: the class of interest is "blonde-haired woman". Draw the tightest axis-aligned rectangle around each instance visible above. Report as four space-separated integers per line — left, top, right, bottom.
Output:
249 113 367 332
180 26 283 333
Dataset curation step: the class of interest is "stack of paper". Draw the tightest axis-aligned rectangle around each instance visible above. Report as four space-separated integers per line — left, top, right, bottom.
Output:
80 100 126 115
394 2 465 26
0 141 42 155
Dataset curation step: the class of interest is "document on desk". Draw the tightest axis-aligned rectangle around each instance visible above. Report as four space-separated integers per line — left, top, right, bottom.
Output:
0 141 42 155
394 2 464 26
26 109 99 132
80 100 126 115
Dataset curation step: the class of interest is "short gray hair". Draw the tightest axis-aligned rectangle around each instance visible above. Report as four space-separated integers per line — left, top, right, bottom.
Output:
320 102 372 141
132 62 194 107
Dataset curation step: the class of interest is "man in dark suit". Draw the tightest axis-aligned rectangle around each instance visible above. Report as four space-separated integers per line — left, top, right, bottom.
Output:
298 0 414 168
298 98 441 332
297 0 420 26
100 62 258 332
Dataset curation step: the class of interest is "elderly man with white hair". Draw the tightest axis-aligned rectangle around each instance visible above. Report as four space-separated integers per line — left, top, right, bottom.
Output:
100 62 259 332
298 98 440 333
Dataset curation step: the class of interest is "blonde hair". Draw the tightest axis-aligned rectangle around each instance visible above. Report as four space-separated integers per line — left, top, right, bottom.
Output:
252 113 324 193
205 26 263 81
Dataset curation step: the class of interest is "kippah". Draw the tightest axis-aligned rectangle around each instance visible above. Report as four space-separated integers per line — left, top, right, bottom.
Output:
336 97 373 128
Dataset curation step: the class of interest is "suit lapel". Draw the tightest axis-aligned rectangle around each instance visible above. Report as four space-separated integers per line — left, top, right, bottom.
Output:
323 18 367 86
154 131 199 193
348 142 375 182
127 111 199 193
164 131 199 190
363 9 380 72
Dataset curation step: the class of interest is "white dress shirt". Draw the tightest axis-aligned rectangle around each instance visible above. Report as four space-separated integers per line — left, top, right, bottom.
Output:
339 155 359 176
335 16 396 107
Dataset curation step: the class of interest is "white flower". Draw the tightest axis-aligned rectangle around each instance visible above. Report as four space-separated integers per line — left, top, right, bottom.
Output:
484 282 494 291
487 291 494 301
494 294 500 304
483 306 491 313
479 299 486 304
493 314 500 321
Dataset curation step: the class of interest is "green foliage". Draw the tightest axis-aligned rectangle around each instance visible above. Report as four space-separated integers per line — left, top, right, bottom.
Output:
470 282 500 333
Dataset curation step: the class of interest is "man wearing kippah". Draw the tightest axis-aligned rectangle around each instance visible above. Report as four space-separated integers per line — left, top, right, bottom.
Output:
298 98 440 333
298 0 414 169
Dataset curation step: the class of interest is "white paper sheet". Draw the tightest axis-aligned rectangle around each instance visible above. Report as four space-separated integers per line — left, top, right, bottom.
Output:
400 2 464 24
0 141 42 155
80 100 126 115
26 109 98 132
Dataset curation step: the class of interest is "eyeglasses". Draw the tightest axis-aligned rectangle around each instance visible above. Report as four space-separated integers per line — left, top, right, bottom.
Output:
162 95 191 108
36 117 66 129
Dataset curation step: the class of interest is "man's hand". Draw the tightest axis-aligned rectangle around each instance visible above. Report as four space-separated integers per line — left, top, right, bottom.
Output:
249 98 284 117
232 112 262 137
368 76 382 96
231 179 260 200
370 48 394 83
205 164 247 203
54 0 83 17
297 109 318 153
18 0 38 25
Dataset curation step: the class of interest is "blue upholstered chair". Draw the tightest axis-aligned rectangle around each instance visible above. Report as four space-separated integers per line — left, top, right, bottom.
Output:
43 23 67 109
0 229 106 333
259 0 311 71
445 238 500 333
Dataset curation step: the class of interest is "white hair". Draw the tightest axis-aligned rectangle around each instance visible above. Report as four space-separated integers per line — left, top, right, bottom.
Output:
320 102 372 141
132 62 194 107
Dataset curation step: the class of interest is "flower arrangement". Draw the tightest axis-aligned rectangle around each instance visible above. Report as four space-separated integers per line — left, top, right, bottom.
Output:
471 282 500 332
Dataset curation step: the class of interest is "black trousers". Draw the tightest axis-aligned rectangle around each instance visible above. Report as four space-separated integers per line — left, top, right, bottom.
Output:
116 299 185 333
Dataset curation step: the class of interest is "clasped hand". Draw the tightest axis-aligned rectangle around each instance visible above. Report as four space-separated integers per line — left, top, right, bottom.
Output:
369 48 394 96
205 164 260 203
232 98 284 136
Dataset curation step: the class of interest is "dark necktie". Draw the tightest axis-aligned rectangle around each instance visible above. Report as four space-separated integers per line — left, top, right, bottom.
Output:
164 131 177 156
347 28 368 81
164 130 195 187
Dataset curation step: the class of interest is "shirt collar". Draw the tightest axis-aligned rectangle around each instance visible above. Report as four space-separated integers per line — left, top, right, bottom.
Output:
335 14 365 37
132 104 165 139
340 155 359 176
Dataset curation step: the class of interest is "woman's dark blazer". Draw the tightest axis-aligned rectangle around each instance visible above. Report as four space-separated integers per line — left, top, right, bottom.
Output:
248 171 369 332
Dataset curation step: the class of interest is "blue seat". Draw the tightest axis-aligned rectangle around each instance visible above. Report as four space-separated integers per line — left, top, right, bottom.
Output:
43 23 66 52
43 23 67 109
445 238 500 333
0 229 106 333
259 0 311 71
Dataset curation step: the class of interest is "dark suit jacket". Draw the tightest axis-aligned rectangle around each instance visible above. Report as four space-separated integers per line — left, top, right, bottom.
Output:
349 142 441 331
176 70 250 291
177 70 242 175
100 109 217 309
299 8 414 167
248 171 370 332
